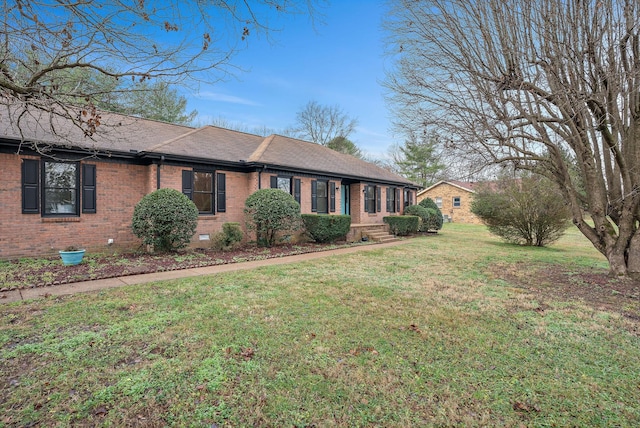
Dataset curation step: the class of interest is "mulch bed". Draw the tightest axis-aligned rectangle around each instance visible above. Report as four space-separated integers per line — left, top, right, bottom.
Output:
1 243 357 291
489 261 640 326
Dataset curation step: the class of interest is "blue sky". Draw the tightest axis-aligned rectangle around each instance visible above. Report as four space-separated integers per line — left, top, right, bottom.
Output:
186 1 398 159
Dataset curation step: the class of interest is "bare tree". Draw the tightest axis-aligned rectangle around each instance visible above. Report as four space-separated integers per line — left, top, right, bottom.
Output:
384 0 640 277
290 100 358 146
1 0 323 140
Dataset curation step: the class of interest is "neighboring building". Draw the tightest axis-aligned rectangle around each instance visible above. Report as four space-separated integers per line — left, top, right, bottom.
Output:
0 107 418 259
417 180 481 224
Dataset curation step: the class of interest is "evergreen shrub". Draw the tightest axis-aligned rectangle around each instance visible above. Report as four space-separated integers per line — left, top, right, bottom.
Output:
131 188 199 252
384 216 419 236
244 189 303 247
212 222 244 251
418 197 444 231
302 214 351 243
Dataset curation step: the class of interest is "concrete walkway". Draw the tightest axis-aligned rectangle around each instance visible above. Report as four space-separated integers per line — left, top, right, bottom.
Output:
1 240 410 304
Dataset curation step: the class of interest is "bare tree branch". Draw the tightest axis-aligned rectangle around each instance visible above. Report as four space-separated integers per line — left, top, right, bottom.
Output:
1 0 325 139
384 0 640 276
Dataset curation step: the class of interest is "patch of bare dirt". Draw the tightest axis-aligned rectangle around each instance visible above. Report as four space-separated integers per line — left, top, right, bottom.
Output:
489 262 640 322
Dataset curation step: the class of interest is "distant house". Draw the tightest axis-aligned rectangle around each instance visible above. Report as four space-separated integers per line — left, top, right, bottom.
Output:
417 180 481 224
0 107 418 259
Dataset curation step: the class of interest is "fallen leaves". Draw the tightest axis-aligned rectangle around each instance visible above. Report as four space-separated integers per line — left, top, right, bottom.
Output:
225 346 256 361
512 401 540 413
348 346 379 356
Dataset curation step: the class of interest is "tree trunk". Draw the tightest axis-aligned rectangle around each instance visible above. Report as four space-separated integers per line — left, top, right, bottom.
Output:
626 233 640 277
607 247 628 277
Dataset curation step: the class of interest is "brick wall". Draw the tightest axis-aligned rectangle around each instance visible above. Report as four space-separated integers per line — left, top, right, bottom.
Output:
417 183 481 224
1 152 417 258
0 154 150 258
159 165 254 248
263 174 346 216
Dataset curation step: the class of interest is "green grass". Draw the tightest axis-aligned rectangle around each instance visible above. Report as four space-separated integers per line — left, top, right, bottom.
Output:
1 224 639 426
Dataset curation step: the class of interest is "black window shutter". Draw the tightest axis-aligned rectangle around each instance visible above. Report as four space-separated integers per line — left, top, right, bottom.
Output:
270 175 278 189
22 159 39 214
396 188 401 213
376 186 381 213
82 164 97 213
386 187 392 212
216 173 226 212
182 170 193 200
329 182 336 213
294 178 301 204
311 180 317 212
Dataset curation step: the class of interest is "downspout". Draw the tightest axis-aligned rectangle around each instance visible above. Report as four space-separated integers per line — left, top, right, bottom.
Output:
258 164 266 189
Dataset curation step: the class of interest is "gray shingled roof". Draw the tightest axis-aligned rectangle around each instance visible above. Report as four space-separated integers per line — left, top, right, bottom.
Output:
144 125 264 163
0 105 193 154
248 134 415 185
1 106 417 186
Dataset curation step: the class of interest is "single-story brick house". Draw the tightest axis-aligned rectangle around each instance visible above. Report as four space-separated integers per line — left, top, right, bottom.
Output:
0 107 418 259
417 180 481 224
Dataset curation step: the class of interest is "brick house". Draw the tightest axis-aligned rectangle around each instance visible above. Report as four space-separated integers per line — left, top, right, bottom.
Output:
417 180 481 224
0 108 418 259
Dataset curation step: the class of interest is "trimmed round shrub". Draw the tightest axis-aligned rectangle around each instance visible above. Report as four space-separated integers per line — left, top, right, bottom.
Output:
244 189 303 247
302 214 351 243
132 188 199 252
211 222 244 251
403 204 430 232
418 197 444 231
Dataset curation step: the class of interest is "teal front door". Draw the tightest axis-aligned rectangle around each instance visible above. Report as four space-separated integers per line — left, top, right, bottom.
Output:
341 184 350 215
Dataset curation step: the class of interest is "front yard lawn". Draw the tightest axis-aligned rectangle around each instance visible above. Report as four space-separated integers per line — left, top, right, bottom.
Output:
1 224 639 426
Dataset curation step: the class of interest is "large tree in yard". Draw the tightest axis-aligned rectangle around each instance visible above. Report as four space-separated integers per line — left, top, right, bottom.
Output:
384 0 640 277
1 0 322 140
290 101 359 146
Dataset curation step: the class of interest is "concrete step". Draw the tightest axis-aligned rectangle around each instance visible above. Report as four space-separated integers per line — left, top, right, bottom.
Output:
363 228 398 243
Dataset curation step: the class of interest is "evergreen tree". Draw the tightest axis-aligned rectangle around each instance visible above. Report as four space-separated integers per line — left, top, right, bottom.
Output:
327 136 363 158
390 132 444 188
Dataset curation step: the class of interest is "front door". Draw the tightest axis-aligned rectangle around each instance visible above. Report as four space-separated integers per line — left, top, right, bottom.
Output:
341 184 350 215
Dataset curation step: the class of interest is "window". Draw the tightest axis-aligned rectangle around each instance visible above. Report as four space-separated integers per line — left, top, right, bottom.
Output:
277 177 291 193
312 180 334 213
271 175 291 192
453 196 461 208
182 169 225 214
44 162 79 215
317 181 328 213
386 187 399 213
365 185 380 213
404 189 413 207
435 197 442 209
22 159 96 216
193 171 213 213
271 175 300 203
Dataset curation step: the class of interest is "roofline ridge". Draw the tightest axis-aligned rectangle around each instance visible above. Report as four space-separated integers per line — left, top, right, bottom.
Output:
247 134 276 162
418 180 476 195
143 126 208 152
203 124 264 139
